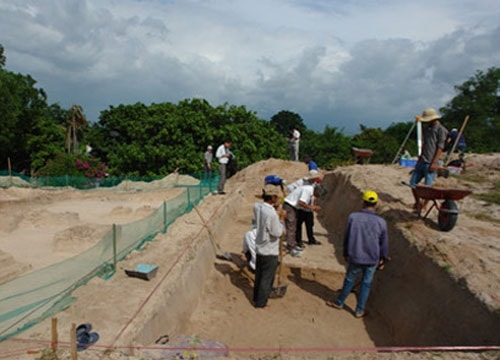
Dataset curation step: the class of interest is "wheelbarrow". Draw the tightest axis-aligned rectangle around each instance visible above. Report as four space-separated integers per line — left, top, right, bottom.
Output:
412 185 472 231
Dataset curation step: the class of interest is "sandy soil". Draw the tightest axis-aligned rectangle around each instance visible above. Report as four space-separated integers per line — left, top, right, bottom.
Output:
0 154 499 359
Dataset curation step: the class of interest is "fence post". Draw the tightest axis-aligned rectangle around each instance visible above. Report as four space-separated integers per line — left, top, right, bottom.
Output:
163 201 167 233
51 317 58 352
187 187 191 210
113 224 117 271
70 323 77 360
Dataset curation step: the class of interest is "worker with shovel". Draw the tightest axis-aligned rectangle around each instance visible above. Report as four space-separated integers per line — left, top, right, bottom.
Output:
253 184 286 309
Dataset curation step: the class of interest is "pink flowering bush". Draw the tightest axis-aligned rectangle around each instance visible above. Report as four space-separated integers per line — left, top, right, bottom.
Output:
37 153 107 178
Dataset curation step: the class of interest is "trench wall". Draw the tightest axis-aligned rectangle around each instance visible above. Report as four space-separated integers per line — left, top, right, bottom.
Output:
123 193 242 349
321 171 500 346
124 170 500 350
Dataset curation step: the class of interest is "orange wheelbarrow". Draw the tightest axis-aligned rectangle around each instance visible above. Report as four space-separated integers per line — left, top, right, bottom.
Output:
413 185 472 231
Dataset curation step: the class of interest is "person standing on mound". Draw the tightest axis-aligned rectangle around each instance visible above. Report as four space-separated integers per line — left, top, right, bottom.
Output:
326 190 389 318
253 184 286 309
410 107 448 211
215 139 233 194
203 145 213 179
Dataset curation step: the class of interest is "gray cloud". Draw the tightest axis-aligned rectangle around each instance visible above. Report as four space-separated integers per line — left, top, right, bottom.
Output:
1 0 499 134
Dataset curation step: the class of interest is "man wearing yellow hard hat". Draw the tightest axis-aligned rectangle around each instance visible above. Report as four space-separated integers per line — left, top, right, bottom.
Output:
326 190 389 318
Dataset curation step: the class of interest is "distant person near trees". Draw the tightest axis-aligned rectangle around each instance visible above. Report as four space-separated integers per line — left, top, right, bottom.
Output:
204 145 213 179
446 128 467 159
302 155 318 170
326 190 389 318
216 139 233 195
400 148 411 160
289 128 301 161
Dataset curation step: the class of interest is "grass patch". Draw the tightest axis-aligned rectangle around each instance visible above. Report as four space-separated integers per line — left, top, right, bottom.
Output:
441 264 452 272
460 173 489 183
472 181 500 205
468 212 500 224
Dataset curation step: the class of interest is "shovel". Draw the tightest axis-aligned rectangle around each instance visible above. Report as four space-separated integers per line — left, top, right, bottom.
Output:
269 234 287 298
193 205 232 262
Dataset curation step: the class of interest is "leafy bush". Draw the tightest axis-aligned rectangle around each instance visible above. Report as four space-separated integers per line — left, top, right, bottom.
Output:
36 153 107 178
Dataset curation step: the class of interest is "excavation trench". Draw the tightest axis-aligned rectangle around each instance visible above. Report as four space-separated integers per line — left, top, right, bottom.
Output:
320 171 499 346
1 161 499 358
131 169 498 355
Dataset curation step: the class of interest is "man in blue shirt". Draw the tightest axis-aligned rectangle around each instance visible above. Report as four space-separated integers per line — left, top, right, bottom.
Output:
302 155 318 171
446 128 466 159
326 190 389 318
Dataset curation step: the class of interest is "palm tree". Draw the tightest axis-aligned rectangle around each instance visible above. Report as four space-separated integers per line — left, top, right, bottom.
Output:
66 105 88 154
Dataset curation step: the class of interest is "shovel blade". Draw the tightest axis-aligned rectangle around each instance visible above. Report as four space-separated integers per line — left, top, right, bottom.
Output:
269 285 287 298
216 252 233 262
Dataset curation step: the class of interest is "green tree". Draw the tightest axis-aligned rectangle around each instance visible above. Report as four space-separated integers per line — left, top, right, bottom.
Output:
270 110 306 137
300 126 352 168
352 125 400 164
0 45 5 68
0 68 64 173
66 104 89 154
440 67 500 152
87 99 288 176
384 121 417 160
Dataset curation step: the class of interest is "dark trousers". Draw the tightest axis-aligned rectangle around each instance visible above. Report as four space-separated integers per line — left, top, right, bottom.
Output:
296 209 315 245
253 254 279 308
204 164 212 179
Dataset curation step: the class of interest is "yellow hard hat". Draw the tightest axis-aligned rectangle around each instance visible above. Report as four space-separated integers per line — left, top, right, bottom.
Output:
362 190 378 204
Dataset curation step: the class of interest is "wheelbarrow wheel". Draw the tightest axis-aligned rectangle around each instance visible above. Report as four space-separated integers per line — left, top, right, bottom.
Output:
438 199 458 231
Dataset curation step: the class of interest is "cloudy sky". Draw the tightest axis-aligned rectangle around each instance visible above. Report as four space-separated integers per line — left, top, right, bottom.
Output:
1 0 499 134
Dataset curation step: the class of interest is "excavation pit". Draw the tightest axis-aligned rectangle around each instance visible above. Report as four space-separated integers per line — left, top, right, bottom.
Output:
1 158 499 359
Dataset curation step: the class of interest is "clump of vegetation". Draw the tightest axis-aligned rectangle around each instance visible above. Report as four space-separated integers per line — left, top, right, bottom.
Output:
468 212 500 224
475 182 500 205
36 348 58 360
442 264 452 272
460 173 488 183
35 153 107 178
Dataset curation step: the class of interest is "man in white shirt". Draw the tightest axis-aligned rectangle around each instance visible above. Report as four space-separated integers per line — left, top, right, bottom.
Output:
283 170 322 255
215 139 233 194
253 184 286 308
289 128 301 161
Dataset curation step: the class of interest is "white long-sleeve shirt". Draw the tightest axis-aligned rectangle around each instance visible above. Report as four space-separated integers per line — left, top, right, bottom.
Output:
255 202 284 256
215 144 230 164
242 228 257 270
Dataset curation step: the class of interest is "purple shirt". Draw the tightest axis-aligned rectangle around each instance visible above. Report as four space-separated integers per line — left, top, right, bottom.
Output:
343 209 389 265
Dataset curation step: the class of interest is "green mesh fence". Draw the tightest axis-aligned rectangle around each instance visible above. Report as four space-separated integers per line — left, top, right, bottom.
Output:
0 175 218 341
0 170 208 190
